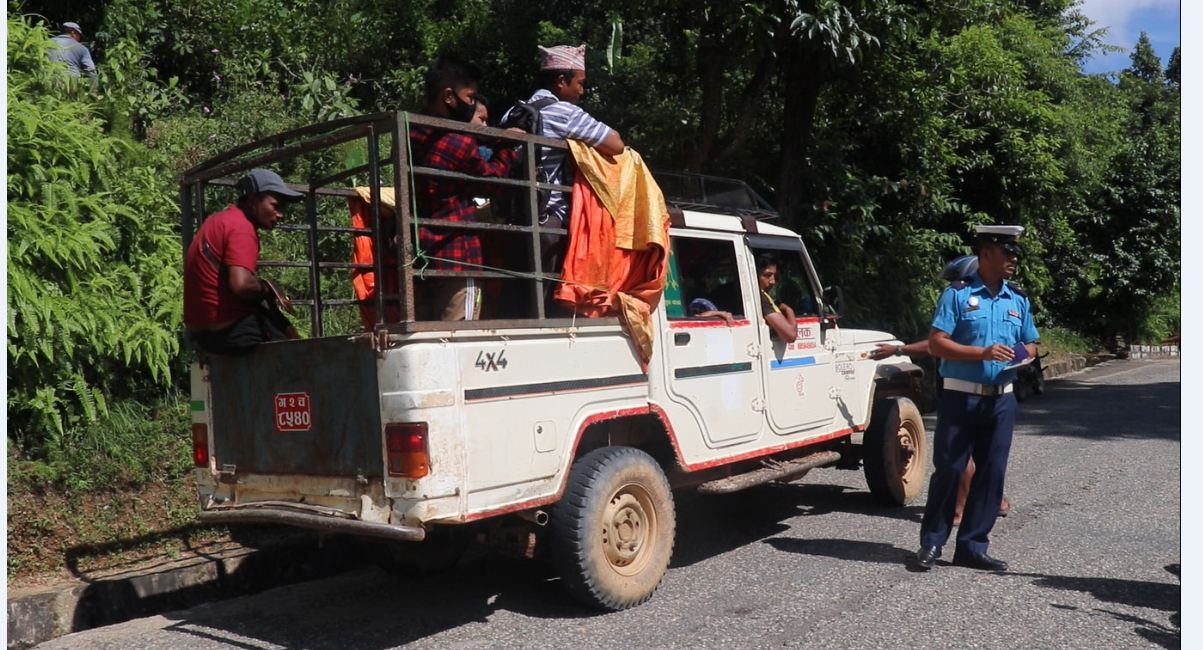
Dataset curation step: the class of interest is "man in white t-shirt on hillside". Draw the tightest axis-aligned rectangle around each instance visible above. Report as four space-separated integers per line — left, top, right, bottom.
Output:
509 43 626 236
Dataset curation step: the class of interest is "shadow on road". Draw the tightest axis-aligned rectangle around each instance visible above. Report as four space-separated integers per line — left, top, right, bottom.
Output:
1095 608 1181 650
1017 374 1179 441
161 555 579 649
1011 566 1181 650
671 482 923 568
1010 572 1180 611
64 532 372 636
763 537 912 565
147 479 923 648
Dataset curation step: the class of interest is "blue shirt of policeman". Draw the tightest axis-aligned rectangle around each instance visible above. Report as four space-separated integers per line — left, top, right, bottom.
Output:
914 225 1039 573
930 249 1039 385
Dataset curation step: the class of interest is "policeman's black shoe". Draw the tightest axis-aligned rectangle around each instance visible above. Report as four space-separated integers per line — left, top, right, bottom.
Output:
952 550 1008 572
914 545 941 569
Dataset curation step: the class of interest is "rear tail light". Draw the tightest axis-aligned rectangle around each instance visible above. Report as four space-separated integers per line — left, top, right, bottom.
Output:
385 422 430 478
191 423 209 467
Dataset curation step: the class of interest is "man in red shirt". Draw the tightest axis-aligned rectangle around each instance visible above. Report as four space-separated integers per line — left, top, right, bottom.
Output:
183 168 303 354
410 55 519 320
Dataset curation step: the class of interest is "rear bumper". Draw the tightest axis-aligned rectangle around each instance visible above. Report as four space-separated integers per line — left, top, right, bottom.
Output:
199 502 426 542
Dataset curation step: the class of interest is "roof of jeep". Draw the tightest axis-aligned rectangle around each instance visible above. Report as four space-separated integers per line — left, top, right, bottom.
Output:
675 210 801 239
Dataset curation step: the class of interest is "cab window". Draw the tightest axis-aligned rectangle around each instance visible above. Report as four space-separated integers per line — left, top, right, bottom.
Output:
668 237 746 319
750 248 819 318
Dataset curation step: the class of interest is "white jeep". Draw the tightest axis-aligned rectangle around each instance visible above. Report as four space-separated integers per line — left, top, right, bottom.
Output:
186 113 927 610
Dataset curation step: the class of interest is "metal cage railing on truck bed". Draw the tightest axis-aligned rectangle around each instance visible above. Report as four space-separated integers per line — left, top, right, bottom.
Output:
180 111 607 338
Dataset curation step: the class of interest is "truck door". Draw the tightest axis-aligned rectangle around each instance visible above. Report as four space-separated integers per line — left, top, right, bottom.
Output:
659 234 765 446
746 235 837 434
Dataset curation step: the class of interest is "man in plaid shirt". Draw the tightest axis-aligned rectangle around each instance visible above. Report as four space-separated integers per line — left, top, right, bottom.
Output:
410 56 519 320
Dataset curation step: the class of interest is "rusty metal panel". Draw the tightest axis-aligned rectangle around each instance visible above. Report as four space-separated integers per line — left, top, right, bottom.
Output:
208 336 383 477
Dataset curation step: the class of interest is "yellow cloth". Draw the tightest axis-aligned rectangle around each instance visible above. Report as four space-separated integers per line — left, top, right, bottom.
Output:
353 186 396 208
567 140 668 252
558 142 671 368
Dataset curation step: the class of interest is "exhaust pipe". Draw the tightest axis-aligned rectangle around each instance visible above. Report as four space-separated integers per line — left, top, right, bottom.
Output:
517 509 549 526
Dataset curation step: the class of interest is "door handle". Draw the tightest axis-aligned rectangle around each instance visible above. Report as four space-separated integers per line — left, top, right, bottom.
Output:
674 332 691 346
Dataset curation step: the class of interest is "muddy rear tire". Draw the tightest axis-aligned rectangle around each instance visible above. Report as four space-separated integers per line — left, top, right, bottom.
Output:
551 446 675 610
863 397 928 506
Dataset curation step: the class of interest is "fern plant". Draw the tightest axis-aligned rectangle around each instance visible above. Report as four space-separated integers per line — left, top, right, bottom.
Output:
7 15 183 454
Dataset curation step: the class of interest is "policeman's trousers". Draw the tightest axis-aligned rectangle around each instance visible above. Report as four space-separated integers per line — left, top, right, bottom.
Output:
919 390 1017 554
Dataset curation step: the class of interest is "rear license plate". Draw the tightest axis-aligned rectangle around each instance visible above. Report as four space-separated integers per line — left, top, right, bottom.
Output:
274 392 312 432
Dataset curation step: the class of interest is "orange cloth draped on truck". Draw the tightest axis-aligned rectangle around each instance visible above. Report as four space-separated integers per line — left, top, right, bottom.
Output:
553 141 671 368
349 187 400 329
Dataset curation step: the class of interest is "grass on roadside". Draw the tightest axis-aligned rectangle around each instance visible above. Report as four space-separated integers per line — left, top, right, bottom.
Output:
1037 325 1098 364
7 394 213 580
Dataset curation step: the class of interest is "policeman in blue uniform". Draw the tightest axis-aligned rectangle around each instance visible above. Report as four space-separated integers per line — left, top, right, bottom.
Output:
914 225 1039 571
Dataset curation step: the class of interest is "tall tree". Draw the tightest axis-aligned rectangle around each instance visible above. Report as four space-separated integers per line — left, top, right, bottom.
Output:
1127 31 1162 82
686 1 789 170
776 0 888 227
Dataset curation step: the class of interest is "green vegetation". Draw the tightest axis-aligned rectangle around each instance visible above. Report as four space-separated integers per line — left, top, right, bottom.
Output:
1035 326 1097 364
8 16 182 454
7 1 1179 577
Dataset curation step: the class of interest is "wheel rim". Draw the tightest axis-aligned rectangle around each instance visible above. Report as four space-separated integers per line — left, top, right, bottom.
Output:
601 482 658 576
895 419 923 488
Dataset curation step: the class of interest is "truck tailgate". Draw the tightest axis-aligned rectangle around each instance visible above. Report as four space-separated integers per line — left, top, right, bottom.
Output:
206 336 383 477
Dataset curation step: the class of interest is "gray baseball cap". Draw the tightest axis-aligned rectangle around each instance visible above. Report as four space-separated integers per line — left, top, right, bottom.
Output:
63 22 83 35
236 169 304 201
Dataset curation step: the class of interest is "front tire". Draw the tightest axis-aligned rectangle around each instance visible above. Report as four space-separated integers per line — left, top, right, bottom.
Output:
551 446 676 610
863 397 928 506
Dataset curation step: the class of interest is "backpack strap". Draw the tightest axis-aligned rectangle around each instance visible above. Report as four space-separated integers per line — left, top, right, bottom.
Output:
527 96 560 213
201 238 230 286
529 96 558 112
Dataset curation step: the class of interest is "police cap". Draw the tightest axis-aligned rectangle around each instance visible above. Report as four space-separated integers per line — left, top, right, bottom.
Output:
974 224 1024 256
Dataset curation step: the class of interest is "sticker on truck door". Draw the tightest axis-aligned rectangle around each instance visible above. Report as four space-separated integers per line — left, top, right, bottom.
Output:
274 392 312 432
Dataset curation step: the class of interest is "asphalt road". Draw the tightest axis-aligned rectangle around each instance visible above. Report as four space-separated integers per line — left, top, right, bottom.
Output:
39 360 1181 650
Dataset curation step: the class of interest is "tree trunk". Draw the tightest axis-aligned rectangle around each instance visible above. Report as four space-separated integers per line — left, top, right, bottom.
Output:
777 41 825 229
686 8 787 171
688 30 726 171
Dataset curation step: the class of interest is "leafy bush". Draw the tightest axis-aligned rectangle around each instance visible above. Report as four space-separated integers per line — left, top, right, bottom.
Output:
9 398 192 493
7 15 182 452
1037 325 1098 361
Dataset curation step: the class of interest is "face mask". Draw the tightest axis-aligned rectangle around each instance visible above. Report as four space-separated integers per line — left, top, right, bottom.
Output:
449 93 477 123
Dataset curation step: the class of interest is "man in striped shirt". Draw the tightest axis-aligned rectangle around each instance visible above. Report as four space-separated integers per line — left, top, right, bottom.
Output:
513 43 626 232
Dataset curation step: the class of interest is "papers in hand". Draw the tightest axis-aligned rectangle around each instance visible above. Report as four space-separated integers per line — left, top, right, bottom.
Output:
1001 343 1032 370
1001 356 1034 371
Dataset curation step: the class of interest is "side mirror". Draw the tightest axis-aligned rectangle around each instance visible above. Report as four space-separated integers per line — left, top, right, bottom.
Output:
822 285 845 318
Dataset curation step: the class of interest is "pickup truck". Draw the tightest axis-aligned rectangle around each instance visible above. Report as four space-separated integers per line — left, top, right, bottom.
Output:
185 112 927 611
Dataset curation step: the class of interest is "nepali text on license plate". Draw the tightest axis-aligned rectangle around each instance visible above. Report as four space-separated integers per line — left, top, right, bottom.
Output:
274 392 312 432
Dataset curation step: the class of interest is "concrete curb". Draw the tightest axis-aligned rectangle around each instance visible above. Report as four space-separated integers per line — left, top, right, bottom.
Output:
1041 354 1088 380
7 534 370 649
